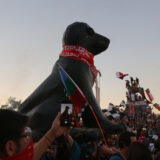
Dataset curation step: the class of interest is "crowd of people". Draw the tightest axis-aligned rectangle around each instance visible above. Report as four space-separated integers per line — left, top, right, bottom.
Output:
0 105 160 160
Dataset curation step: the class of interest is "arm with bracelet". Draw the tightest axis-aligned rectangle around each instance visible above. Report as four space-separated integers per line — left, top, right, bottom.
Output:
33 112 68 160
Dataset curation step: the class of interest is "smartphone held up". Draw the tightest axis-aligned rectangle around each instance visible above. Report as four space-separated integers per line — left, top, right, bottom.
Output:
60 102 74 127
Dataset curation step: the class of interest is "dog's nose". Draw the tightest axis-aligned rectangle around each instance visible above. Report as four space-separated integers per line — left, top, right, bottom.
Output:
105 37 110 49
106 37 110 45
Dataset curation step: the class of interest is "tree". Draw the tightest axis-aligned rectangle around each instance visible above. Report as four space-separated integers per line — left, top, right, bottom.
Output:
0 97 22 111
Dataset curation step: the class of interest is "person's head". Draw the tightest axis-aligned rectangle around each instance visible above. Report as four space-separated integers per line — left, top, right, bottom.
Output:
127 141 152 160
118 131 136 150
65 106 69 110
0 109 30 157
65 106 69 112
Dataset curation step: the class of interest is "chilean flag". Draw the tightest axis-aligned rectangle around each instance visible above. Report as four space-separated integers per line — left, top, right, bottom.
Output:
59 65 86 114
145 88 154 102
116 72 128 80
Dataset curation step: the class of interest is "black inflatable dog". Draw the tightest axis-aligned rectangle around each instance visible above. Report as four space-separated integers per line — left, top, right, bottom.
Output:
19 22 125 139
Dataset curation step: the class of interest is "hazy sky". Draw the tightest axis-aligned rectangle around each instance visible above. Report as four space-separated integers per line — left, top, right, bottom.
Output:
0 0 160 111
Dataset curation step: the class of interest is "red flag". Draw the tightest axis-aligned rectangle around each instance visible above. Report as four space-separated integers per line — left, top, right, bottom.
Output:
145 88 154 102
116 72 128 80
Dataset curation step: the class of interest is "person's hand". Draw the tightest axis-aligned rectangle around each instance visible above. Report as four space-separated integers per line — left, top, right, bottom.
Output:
47 112 74 141
34 113 64 160
64 114 74 137
49 112 67 139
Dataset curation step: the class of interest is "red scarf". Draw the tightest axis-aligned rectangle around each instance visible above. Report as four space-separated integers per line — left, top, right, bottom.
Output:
60 45 98 80
1 139 33 160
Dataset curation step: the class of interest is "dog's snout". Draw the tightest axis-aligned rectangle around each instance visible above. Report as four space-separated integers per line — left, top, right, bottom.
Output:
100 35 110 50
106 37 110 44
105 37 110 48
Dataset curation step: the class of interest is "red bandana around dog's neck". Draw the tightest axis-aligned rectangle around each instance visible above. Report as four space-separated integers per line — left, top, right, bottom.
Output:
60 45 98 80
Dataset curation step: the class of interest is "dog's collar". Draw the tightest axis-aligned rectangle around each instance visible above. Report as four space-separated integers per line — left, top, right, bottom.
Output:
60 45 98 80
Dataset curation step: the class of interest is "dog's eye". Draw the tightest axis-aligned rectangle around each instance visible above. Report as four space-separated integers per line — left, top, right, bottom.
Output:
87 28 95 36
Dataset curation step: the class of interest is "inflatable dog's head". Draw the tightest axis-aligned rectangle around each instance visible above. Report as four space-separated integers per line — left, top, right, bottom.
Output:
62 22 110 55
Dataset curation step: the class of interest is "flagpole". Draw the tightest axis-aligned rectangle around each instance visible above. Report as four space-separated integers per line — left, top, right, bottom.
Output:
87 102 107 146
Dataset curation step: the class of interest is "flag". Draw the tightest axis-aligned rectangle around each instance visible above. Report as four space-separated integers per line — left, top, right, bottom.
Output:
116 72 128 80
153 103 160 111
145 88 154 102
59 66 86 115
59 64 107 146
153 103 159 107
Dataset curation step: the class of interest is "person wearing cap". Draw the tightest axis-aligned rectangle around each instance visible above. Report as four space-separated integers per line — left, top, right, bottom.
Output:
0 109 70 160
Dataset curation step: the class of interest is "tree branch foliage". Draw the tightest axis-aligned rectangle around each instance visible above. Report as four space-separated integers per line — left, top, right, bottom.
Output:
0 97 22 111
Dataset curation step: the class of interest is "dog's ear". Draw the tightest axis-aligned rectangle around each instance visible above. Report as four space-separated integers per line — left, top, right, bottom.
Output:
62 22 80 45
62 22 93 46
